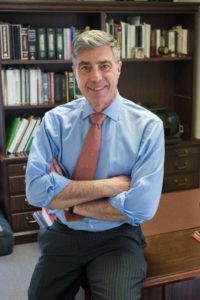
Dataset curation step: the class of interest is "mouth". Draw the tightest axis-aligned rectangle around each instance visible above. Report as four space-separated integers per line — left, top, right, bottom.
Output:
88 85 107 92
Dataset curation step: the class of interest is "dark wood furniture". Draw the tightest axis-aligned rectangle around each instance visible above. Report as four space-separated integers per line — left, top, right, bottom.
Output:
140 188 200 300
83 189 200 300
0 1 200 243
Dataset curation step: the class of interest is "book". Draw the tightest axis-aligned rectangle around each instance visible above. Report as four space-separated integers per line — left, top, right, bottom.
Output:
23 117 41 153
32 210 48 228
1 69 8 105
47 28 56 59
9 24 16 59
135 24 143 48
16 116 38 153
21 27 29 60
150 29 157 57
20 68 26 105
120 21 128 59
54 73 64 103
56 28 64 59
5 116 21 153
42 72 49 103
182 28 188 55
7 117 29 154
167 30 175 56
47 72 55 104
28 28 37 60
9 24 22 60
37 27 47 59
37 67 43 105
6 68 19 106
127 23 135 59
63 27 72 60
29 68 38 105
68 72 75 101
0 23 11 60
42 207 56 226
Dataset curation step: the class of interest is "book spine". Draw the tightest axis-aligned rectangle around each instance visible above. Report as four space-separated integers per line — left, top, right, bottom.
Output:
47 28 56 59
21 27 29 60
150 29 157 57
0 24 11 59
9 24 16 59
56 28 64 59
68 72 75 101
37 28 47 59
54 73 62 103
15 24 22 59
42 72 49 104
28 28 37 60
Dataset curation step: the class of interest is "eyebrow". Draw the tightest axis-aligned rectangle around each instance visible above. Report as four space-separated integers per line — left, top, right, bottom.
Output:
78 60 112 67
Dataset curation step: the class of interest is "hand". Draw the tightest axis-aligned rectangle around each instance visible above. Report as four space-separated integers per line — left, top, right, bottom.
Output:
106 175 131 197
49 158 63 176
49 158 83 221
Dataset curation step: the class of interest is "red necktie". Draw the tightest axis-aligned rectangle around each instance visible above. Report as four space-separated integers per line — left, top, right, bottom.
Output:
65 113 107 221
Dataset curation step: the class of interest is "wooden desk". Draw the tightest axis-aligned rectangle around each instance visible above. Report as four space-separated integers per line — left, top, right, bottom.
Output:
140 189 200 300
144 228 200 287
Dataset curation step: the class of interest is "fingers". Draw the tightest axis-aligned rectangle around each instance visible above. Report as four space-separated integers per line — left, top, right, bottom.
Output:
52 158 63 175
49 158 63 176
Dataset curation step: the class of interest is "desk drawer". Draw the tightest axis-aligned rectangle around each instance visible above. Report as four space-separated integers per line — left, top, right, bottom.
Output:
163 173 199 192
8 163 27 175
9 175 25 195
10 195 34 212
11 212 39 232
164 155 199 174
166 147 199 159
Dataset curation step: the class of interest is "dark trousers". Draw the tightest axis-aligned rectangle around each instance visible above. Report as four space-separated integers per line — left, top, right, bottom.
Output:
28 220 147 300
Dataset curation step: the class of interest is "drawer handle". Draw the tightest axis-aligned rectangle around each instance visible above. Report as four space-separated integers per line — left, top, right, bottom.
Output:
24 198 31 206
175 162 188 170
174 178 188 186
175 149 189 158
25 216 37 225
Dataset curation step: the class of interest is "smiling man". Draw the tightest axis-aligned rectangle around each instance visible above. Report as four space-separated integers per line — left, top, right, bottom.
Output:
26 30 165 300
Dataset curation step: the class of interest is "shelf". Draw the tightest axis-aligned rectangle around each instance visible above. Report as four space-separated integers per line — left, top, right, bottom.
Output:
0 56 193 66
1 59 71 65
0 1 199 13
4 104 57 110
0 153 28 163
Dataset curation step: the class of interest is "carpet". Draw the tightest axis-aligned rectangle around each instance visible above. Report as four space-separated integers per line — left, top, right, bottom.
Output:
0 242 83 300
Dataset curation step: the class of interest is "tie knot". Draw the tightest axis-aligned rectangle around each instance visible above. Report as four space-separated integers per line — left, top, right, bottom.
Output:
90 113 107 125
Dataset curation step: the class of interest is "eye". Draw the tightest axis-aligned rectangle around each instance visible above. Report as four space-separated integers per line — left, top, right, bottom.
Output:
79 65 91 73
99 63 112 72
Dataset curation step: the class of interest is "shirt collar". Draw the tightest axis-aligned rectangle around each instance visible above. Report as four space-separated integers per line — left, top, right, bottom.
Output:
82 93 121 121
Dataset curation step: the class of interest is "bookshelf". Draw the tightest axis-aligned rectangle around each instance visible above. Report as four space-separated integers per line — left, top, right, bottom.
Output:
0 1 200 245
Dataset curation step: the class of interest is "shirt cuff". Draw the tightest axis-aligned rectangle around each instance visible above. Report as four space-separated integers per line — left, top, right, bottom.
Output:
108 192 126 214
45 172 71 206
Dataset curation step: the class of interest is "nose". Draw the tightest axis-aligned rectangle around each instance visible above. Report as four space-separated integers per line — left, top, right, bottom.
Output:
90 66 102 82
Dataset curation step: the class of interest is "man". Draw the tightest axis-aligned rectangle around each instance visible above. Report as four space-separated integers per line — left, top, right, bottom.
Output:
26 30 164 300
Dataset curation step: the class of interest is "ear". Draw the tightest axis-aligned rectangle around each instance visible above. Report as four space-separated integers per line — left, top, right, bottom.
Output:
72 65 76 75
118 61 122 76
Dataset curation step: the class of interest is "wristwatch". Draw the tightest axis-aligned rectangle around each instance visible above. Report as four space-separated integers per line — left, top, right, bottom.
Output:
66 206 74 215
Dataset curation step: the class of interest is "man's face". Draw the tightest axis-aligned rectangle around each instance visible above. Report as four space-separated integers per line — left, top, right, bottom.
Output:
73 45 122 112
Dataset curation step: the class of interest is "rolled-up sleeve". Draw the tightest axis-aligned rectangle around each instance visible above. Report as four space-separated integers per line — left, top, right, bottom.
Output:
109 119 165 226
25 112 71 208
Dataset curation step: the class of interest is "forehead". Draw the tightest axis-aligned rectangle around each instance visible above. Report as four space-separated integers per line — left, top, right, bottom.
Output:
76 45 115 64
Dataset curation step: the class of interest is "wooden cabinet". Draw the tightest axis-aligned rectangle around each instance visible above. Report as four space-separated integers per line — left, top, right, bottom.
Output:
0 157 38 243
0 1 200 243
164 140 200 192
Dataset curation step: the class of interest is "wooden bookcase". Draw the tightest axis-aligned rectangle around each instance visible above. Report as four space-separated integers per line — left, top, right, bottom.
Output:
0 1 200 246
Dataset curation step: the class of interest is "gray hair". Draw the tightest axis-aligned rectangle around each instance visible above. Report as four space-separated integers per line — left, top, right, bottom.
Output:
72 30 121 64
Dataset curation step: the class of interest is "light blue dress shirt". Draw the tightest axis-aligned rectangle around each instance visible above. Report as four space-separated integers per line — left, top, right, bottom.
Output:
26 94 165 231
